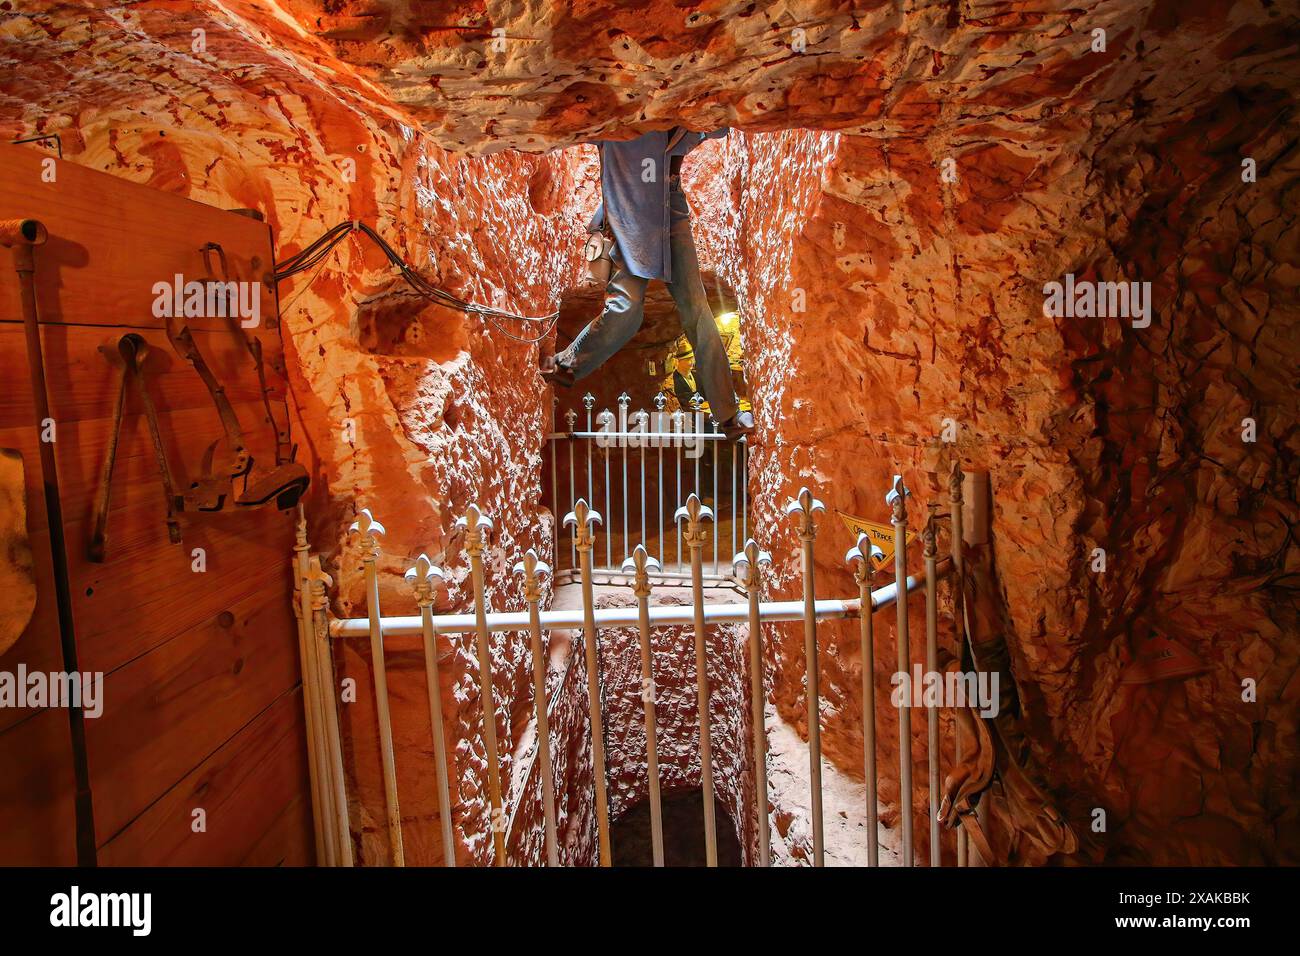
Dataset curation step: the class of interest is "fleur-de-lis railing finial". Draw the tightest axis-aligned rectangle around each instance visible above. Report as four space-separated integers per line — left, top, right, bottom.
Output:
564 407 577 431
844 532 885 587
306 555 333 613
404 553 446 608
292 507 310 616
513 548 552 603
784 486 825 539
670 406 683 429
454 503 493 559
653 391 667 411
294 504 309 554
349 507 385 559
617 392 630 410
887 474 910 525
732 538 772 591
620 544 661 599
923 504 939 559
582 392 595 411
674 492 714 547
690 393 704 412
563 498 603 552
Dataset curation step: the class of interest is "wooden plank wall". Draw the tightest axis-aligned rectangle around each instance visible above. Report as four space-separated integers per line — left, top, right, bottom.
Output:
0 142 314 865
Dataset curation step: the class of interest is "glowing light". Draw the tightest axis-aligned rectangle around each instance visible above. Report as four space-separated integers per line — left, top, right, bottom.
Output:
716 311 739 329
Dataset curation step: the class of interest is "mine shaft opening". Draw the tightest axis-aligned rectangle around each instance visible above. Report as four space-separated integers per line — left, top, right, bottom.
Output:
544 269 752 578
611 789 743 867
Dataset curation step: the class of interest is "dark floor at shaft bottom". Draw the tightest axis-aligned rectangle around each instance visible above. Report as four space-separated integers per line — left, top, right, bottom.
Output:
611 789 743 866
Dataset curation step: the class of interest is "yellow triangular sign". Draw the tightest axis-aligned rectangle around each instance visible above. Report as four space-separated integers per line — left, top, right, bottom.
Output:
836 510 899 571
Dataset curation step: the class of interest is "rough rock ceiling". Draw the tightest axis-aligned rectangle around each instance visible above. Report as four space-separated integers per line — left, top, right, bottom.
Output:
292 0 1295 153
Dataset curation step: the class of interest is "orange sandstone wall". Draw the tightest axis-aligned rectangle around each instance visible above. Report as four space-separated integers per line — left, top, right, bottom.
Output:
0 0 590 865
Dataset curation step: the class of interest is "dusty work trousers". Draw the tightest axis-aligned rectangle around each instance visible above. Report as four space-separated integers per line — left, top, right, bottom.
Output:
558 182 739 424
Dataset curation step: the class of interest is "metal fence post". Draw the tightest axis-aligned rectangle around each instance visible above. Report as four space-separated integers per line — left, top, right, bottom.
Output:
406 554 456 867
292 510 330 865
457 504 507 865
349 508 405 866
924 507 941 866
307 558 354 866
846 533 883 866
887 476 913 866
785 487 826 866
565 499 612 865
515 550 559 866
949 462 968 867
622 545 665 866
733 540 772 867
677 493 717 866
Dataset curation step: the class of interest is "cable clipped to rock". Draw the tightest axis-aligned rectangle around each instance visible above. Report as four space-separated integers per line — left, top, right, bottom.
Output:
273 220 560 344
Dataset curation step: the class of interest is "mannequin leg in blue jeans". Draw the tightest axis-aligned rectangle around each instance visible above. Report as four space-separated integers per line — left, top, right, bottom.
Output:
551 183 745 429
554 244 649 379
663 187 738 424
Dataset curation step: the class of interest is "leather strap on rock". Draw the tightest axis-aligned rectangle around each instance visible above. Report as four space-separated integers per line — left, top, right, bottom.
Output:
938 540 1080 864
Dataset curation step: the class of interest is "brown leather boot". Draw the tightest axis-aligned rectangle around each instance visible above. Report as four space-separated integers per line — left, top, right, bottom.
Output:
721 409 754 440
539 354 575 388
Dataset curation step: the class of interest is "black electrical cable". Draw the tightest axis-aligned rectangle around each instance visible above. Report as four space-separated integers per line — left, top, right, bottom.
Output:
274 221 561 344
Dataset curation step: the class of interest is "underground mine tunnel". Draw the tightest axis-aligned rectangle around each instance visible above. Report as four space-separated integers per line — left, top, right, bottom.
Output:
0 0 1296 905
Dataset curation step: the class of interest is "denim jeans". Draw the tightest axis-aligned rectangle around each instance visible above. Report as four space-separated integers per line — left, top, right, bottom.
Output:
557 181 739 424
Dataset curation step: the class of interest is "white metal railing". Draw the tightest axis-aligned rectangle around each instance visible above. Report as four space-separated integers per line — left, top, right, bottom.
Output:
291 466 972 868
546 392 748 583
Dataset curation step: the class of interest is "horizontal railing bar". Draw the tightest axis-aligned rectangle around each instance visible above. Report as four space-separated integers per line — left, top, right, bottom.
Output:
333 598 856 637
330 558 949 639
552 568 736 584
546 431 727 442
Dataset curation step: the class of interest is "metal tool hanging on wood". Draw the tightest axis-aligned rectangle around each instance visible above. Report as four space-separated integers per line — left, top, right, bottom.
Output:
164 241 308 514
201 241 294 466
89 333 181 562
2 216 98 865
90 241 309 559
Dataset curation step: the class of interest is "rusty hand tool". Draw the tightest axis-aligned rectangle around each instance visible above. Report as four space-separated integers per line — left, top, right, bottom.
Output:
89 334 182 562
169 317 308 513
88 338 131 562
234 457 309 510
166 241 306 514
166 318 252 511
2 217 98 866
202 240 292 465
127 336 182 543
